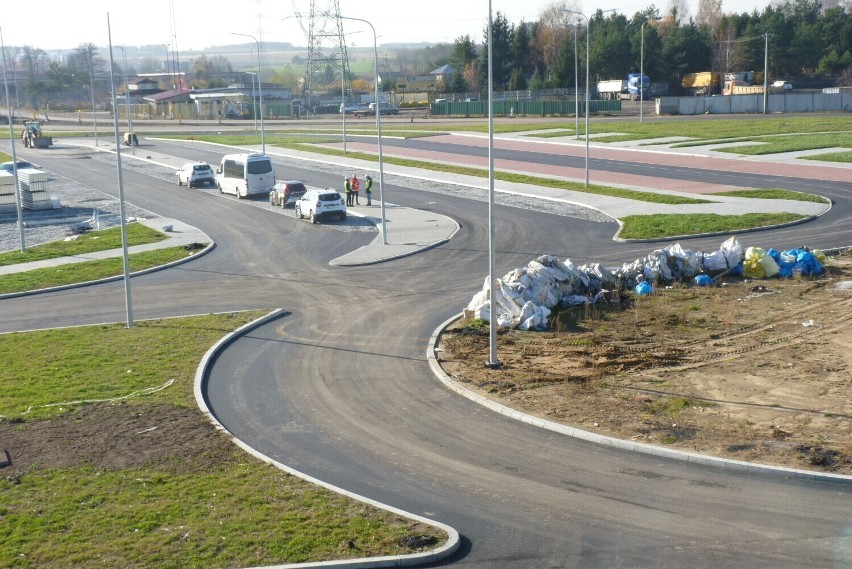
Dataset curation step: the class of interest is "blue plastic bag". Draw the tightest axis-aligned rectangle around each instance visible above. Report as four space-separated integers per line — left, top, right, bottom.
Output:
695 274 714 287
635 282 653 296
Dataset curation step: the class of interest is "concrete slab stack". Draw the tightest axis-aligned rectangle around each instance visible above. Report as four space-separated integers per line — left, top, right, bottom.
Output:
0 171 18 214
16 168 53 211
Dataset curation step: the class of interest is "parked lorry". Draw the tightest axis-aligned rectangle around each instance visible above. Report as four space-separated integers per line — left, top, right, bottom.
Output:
21 121 52 148
722 80 765 95
596 73 651 100
722 79 792 95
681 72 721 96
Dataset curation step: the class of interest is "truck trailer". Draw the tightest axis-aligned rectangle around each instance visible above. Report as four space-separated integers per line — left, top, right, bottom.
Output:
595 73 651 101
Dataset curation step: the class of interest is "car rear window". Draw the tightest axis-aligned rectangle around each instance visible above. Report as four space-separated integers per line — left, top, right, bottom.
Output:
247 160 273 175
288 183 306 193
193 165 211 172
318 193 342 202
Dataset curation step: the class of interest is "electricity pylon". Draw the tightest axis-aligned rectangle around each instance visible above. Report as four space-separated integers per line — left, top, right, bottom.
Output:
299 0 349 110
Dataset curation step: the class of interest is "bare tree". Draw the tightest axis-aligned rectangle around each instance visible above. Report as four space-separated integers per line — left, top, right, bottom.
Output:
696 0 723 30
532 0 582 72
667 0 691 25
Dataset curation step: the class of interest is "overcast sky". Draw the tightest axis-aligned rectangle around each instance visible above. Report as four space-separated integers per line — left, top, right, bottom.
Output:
1 0 772 52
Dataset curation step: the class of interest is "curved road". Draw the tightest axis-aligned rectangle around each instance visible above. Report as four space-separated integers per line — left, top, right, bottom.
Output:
2 137 850 568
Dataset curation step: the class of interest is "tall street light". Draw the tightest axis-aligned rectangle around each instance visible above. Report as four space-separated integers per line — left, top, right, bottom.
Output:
563 10 589 187
1 25 25 252
338 14 387 243
246 71 258 134
116 46 135 155
107 14 134 328
230 32 265 154
640 20 646 123
88 48 99 146
486 0 500 369
573 22 579 139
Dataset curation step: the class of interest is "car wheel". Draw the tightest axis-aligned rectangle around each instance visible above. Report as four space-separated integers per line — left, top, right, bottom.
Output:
295 205 302 219
310 210 317 224
339 212 346 221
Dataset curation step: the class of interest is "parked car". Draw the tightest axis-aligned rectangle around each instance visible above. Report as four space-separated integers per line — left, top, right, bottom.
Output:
339 103 366 114
176 162 216 188
295 188 347 223
0 160 36 172
269 180 307 208
367 102 400 115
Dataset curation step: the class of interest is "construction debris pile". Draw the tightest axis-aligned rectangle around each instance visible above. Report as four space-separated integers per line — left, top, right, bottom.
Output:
464 237 826 330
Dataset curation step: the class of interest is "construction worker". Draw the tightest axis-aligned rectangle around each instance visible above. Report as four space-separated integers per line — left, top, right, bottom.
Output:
365 175 373 206
344 176 352 206
351 174 360 205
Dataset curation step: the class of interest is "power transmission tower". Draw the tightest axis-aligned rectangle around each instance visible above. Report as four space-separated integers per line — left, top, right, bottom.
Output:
300 0 349 111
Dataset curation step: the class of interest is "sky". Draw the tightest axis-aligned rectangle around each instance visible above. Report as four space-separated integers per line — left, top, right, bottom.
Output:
1 0 771 53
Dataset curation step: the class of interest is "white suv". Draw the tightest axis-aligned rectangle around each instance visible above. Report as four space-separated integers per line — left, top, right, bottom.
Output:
295 188 347 223
176 162 216 188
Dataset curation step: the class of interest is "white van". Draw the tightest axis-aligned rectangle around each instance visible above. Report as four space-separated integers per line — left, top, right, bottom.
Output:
216 153 276 199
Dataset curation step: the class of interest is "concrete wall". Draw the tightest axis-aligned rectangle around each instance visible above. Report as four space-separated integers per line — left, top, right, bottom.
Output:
656 92 852 115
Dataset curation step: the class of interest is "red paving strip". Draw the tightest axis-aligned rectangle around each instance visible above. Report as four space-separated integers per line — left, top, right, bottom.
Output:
433 134 852 183
330 141 744 195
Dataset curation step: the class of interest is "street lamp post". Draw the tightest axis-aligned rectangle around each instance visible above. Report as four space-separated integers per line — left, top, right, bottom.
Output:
246 71 258 134
230 32 265 154
640 20 645 123
88 49 99 146
107 14 133 328
116 46 134 155
763 33 769 114
563 10 589 187
338 15 387 243
574 23 579 139
486 0 500 368
1 25 25 252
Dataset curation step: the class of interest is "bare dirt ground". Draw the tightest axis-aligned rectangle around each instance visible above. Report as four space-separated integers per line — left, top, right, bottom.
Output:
438 250 852 475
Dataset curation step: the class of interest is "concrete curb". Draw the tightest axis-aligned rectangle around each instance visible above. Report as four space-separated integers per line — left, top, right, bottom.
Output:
193 309 462 569
427 313 852 485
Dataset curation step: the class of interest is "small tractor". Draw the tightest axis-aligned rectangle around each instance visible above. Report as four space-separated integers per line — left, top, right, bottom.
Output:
21 121 53 148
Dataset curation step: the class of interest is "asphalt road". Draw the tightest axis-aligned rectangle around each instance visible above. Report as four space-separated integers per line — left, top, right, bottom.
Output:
2 137 850 568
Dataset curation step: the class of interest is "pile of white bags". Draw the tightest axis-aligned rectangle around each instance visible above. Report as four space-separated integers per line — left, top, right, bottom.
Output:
466 237 750 330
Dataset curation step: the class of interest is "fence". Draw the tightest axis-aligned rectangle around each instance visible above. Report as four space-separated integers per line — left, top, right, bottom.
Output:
656 91 852 115
429 99 621 117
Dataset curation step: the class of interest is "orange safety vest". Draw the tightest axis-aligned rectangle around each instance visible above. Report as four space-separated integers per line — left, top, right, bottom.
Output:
351 177 360 192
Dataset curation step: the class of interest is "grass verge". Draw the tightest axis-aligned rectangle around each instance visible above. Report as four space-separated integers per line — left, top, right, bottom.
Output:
0 313 446 568
618 212 806 239
0 224 168 266
803 150 852 163
0 246 199 294
709 189 829 203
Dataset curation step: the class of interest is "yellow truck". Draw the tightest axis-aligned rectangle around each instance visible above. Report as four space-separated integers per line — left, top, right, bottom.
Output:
723 80 765 95
681 72 721 96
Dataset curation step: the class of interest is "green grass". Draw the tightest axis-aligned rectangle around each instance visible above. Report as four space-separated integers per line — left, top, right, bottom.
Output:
0 313 445 567
619 212 806 239
711 132 852 155
709 189 829 203
0 223 168 266
804 150 852 163
0 246 198 294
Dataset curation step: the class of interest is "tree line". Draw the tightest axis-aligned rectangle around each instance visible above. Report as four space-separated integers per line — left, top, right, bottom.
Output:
440 0 851 93
2 0 850 110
